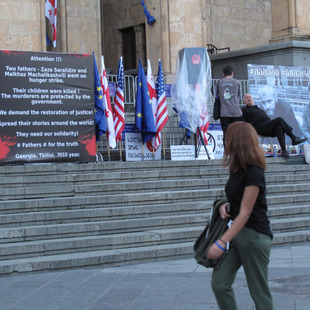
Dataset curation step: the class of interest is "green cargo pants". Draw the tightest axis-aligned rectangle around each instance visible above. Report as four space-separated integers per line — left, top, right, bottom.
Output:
211 226 274 310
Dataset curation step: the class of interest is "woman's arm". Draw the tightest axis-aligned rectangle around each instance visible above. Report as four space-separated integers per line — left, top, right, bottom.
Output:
206 185 259 259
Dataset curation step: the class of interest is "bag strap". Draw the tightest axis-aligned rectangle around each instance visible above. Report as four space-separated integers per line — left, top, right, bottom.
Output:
215 81 220 99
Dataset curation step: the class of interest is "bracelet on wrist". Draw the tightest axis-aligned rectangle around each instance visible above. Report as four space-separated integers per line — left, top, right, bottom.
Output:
219 239 227 245
214 241 226 251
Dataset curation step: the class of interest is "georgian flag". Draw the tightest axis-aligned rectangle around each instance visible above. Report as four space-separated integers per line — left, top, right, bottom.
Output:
45 0 57 47
101 56 116 149
146 59 158 150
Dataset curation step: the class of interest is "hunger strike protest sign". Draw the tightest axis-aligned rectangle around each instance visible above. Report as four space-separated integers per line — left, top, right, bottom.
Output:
0 50 96 164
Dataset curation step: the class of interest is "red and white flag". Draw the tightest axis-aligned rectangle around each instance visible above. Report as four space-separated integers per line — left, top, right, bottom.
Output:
101 56 116 149
113 57 125 143
198 104 209 145
45 0 57 47
155 60 168 148
146 59 158 150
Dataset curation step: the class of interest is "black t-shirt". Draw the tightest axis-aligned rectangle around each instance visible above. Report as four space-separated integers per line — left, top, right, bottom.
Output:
225 165 273 238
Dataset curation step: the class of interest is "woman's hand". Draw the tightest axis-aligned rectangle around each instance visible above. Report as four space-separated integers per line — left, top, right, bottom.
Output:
206 240 226 260
219 203 231 221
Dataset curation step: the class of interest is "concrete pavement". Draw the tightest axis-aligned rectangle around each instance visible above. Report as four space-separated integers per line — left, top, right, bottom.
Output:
0 242 309 310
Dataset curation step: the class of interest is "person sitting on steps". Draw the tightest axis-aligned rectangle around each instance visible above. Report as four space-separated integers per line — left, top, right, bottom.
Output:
242 93 307 159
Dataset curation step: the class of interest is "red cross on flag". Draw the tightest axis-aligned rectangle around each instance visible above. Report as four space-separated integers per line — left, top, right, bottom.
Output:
45 0 57 47
146 59 158 150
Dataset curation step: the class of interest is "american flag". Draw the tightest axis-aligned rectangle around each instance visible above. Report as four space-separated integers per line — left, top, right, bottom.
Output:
101 56 116 149
154 60 168 148
113 57 125 143
146 60 157 150
45 0 57 47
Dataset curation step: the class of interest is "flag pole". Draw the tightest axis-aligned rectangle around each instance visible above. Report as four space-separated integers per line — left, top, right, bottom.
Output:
107 143 111 161
142 143 145 161
119 141 122 161
162 131 166 160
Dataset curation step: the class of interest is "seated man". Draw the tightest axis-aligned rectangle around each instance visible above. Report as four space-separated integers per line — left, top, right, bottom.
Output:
242 94 306 159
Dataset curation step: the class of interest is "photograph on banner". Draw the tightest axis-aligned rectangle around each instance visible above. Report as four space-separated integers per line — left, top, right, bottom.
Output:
0 50 95 164
125 132 161 161
248 64 310 151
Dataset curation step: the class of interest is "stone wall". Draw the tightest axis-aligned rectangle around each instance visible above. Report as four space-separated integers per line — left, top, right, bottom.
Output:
207 0 272 51
101 0 273 75
271 0 310 42
3 0 310 77
0 0 102 60
65 0 101 58
101 0 146 73
0 0 45 52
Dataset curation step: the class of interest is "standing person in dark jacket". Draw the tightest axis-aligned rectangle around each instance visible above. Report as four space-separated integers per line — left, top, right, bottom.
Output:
217 65 243 146
242 93 306 158
206 121 274 310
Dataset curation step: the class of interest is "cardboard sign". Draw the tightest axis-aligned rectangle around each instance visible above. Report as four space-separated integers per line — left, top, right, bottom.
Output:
197 145 215 160
125 132 161 161
171 145 195 161
0 50 95 164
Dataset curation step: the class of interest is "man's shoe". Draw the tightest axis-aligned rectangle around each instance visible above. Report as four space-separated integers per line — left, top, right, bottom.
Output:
282 150 289 159
292 137 307 146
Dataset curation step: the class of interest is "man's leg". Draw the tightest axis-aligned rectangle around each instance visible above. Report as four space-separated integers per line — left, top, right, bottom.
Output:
272 125 286 151
220 117 233 148
268 118 307 145
259 119 289 157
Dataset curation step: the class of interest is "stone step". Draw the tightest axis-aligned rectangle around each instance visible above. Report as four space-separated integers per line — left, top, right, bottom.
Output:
0 229 309 276
1 181 310 214
0 177 229 200
0 220 309 261
0 160 225 177
0 186 310 214
0 158 307 187
0 213 208 243
0 163 309 189
271 216 310 232
0 227 200 260
0 166 228 187
268 204 310 218
0 201 206 228
0 156 286 173
1 172 310 201
0 201 310 229
0 158 309 276
0 207 309 244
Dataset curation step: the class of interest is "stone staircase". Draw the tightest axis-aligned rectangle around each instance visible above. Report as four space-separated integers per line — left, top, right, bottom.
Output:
0 158 310 275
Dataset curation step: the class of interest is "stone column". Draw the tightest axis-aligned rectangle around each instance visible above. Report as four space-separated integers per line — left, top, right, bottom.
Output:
134 25 146 67
59 0 68 52
40 0 47 51
160 0 171 74
270 0 310 42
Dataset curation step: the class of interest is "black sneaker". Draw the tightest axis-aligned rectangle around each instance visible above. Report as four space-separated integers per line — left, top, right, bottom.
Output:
282 150 289 159
292 137 307 146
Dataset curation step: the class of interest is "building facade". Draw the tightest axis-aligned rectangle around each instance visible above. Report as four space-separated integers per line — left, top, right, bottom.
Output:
0 0 309 76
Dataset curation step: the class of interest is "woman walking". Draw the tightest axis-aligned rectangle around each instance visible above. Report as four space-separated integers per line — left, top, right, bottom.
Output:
206 122 274 310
